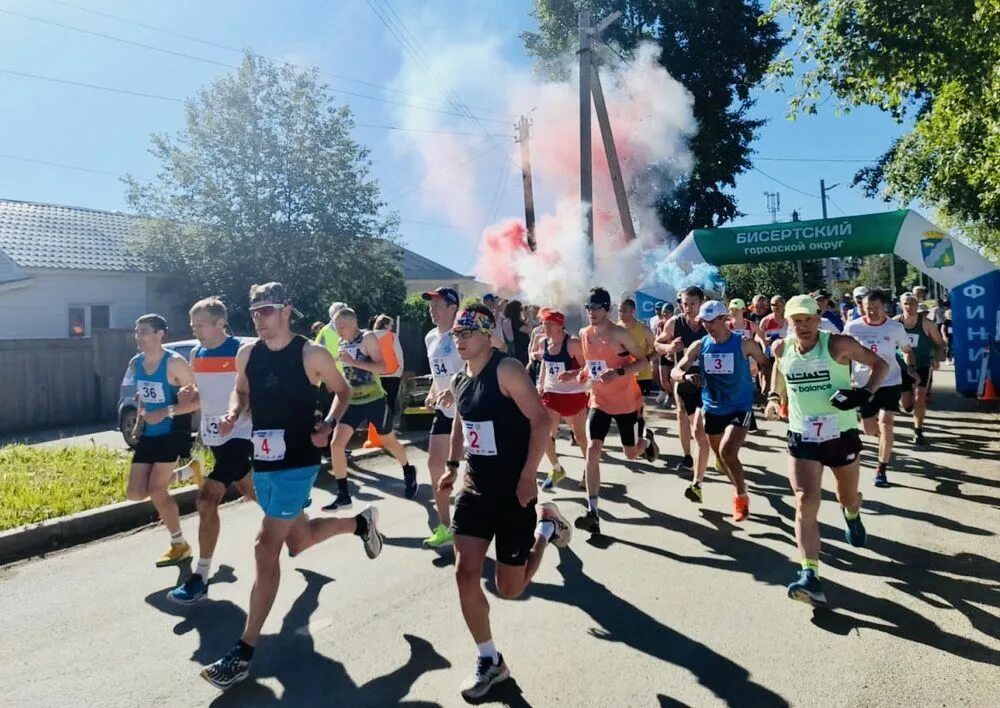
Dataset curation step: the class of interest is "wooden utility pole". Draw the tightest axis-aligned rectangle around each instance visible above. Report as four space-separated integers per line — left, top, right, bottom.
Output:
590 65 635 242
578 9 593 246
515 115 537 251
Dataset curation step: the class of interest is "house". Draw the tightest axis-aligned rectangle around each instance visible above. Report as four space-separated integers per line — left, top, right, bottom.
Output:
0 198 486 339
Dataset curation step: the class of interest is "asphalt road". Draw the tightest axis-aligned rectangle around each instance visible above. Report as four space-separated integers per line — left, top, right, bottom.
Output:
2 369 998 707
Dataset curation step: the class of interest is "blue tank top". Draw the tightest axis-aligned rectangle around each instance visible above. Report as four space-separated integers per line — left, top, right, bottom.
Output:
135 351 182 437
700 333 754 415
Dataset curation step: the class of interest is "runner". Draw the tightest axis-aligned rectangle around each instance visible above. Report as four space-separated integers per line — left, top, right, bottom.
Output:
324 307 417 510
618 297 657 397
441 303 571 700
655 286 708 474
757 296 788 398
843 290 915 487
315 301 347 467
577 287 659 535
672 300 768 520
535 308 589 491
765 295 888 606
200 282 383 690
126 314 200 568
420 286 464 549
168 298 255 604
748 294 770 324
895 292 945 447
848 286 868 321
654 302 676 409
812 290 844 331
372 314 404 426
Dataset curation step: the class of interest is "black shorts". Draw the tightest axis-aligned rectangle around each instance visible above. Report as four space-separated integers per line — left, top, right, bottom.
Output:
638 379 654 396
658 355 673 367
787 429 863 469
382 377 402 416
704 410 756 437
900 366 931 393
587 408 642 447
676 380 702 415
430 409 454 436
860 385 902 419
340 397 393 434
207 438 253 486
452 491 536 566
132 432 192 465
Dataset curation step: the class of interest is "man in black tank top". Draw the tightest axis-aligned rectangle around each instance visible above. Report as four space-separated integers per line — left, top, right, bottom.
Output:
200 282 386 691
439 304 572 701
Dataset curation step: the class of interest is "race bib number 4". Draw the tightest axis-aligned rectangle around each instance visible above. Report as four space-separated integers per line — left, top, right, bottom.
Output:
431 357 449 377
462 420 498 456
586 360 607 379
801 415 839 443
202 415 225 446
138 380 165 404
704 352 734 375
252 429 286 461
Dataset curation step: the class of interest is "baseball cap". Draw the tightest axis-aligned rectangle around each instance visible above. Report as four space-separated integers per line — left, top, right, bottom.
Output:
697 300 728 322
249 282 303 316
852 286 870 298
728 298 747 311
585 289 612 310
483 292 497 303
539 307 565 326
810 289 831 300
786 294 820 317
421 287 460 307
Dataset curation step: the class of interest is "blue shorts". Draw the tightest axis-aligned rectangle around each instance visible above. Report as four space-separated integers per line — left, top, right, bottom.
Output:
253 465 319 519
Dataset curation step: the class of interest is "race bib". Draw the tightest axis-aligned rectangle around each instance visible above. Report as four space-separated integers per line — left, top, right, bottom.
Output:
586 360 608 379
252 429 286 461
860 336 881 355
430 357 449 377
138 380 165 404
907 333 920 348
462 420 497 456
546 361 566 379
801 415 839 443
704 352 734 375
343 346 361 361
201 415 225 446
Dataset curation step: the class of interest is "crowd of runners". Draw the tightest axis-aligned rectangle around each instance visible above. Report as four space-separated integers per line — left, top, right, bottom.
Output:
123 277 948 698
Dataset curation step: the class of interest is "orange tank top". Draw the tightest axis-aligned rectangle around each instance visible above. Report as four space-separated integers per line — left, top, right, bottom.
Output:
580 325 642 414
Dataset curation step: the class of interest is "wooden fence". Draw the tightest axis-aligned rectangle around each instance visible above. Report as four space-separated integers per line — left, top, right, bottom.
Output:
0 329 136 434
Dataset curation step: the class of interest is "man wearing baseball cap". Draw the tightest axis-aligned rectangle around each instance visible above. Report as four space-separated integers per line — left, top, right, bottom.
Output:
671 300 768 520
811 290 844 331
764 294 888 607
849 286 869 321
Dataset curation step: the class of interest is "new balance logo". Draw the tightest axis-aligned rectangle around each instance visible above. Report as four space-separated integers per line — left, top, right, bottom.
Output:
786 370 831 384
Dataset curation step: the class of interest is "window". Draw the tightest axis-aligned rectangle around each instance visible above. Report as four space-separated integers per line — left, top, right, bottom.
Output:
91 305 110 330
68 306 86 337
68 304 112 337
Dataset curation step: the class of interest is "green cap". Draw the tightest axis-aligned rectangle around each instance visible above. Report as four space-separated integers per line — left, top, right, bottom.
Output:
728 298 747 310
785 294 820 317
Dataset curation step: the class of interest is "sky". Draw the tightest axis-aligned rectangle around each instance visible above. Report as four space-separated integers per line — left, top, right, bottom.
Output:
0 0 912 275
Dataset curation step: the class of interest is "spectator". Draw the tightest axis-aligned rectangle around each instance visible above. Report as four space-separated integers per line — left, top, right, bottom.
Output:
502 299 531 364
372 314 404 423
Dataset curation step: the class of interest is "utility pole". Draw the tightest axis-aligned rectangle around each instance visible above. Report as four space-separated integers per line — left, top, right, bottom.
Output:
515 115 537 251
792 209 804 293
820 179 839 292
579 9 593 247
590 64 635 241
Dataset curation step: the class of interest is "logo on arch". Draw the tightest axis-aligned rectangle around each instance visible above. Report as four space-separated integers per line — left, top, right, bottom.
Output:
921 231 955 269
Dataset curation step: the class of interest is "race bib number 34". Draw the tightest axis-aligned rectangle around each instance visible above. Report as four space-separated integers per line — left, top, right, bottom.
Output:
704 352 734 375
253 429 286 461
801 415 839 443
431 357 449 376
462 420 498 456
138 380 165 404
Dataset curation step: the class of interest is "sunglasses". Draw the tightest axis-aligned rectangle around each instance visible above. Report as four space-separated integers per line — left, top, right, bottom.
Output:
584 303 609 311
250 304 285 318
450 328 481 340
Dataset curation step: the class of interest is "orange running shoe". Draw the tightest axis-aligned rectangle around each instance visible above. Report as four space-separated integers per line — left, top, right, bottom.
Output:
733 494 750 522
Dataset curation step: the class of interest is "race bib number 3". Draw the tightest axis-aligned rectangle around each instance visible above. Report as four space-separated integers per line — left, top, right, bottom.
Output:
704 352 734 375
202 415 224 446
138 380 165 404
586 360 607 379
801 415 839 443
253 429 286 461
431 357 449 376
462 420 498 456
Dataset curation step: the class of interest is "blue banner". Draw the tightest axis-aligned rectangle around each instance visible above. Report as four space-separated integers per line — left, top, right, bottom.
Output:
950 270 1000 396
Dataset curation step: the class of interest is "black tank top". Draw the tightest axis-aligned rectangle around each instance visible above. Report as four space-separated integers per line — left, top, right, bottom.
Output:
247 335 320 471
454 350 531 495
675 315 706 371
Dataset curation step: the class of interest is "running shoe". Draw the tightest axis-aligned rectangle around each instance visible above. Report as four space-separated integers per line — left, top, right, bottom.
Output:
423 523 454 548
675 454 694 472
684 483 703 504
842 495 867 547
403 464 418 499
713 453 724 474
168 573 208 604
655 392 667 406
574 511 601 535
155 542 191 568
201 644 251 690
460 654 510 700
174 456 204 488
540 502 572 549
643 429 659 463
733 494 749 522
541 465 566 491
786 569 827 607
873 469 889 488
322 493 353 512
358 506 383 559
913 432 929 448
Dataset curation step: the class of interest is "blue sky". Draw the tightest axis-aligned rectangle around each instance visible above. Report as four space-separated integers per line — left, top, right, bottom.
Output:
0 0 911 274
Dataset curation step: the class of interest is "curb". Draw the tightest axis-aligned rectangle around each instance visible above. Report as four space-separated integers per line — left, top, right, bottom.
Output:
0 435 426 567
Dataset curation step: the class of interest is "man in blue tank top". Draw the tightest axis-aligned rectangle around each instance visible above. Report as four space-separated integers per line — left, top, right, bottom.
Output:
671 301 769 521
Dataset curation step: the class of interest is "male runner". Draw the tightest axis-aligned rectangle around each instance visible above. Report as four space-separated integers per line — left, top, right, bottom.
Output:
168 298 255 604
843 290 915 487
672 301 768 520
748 294 770 324
618 297 656 397
535 308 589 491
895 292 945 447
757 296 787 397
441 303 571 700
420 286 464 548
655 286 707 474
315 301 347 466
848 286 869 321
126 314 200 567
325 307 416 510
765 295 888 606
200 282 383 690
576 287 658 535
652 303 675 407
812 290 844 331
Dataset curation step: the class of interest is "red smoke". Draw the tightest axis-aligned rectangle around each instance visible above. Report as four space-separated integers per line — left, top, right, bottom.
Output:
475 218 530 296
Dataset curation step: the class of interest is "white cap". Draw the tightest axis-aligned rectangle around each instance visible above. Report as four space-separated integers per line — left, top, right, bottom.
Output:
697 300 729 322
852 286 870 298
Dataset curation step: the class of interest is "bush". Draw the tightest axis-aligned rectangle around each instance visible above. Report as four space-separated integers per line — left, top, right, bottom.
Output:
400 293 433 333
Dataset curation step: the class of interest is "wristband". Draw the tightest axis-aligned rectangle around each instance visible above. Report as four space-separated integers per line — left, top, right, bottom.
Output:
616 367 626 377
324 414 337 427
766 392 780 402
166 405 175 419
446 460 461 470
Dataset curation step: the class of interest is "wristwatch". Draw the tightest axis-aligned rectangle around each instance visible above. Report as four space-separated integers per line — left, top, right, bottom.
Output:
166 405 175 419
615 367 626 377
324 414 338 427
446 460 461 470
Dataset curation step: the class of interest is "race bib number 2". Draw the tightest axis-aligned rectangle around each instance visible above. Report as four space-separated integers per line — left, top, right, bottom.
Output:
253 429 286 461
462 420 498 456
801 415 839 443
138 380 165 404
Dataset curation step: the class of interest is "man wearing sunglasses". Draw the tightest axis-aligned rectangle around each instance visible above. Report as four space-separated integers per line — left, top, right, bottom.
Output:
440 303 571 700
200 282 384 691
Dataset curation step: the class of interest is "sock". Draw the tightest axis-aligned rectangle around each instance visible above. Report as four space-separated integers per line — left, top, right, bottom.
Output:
588 497 599 514
336 477 349 496
170 530 186 546
476 639 498 663
915 427 923 435
877 462 888 474
354 514 369 537
196 557 212 580
844 505 860 521
236 639 255 661
801 558 820 577
537 520 556 542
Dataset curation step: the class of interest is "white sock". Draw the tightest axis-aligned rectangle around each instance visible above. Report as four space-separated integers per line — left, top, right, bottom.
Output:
476 639 498 663
170 530 186 546
537 520 555 542
588 497 599 513
196 557 212 580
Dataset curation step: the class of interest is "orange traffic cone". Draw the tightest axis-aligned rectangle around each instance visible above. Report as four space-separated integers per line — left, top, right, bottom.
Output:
980 377 999 401
362 423 384 448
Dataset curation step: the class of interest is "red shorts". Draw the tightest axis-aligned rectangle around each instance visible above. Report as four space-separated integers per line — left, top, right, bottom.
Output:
541 391 589 417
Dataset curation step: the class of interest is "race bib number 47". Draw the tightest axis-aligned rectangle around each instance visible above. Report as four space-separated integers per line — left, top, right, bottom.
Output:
546 361 566 379
704 352 734 375
462 420 498 456
138 380 165 404
253 429 286 461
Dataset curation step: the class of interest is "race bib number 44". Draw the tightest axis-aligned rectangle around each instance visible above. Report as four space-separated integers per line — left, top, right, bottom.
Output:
704 352 734 375
801 415 839 443
252 429 286 461
138 380 165 404
462 420 498 456
586 360 607 379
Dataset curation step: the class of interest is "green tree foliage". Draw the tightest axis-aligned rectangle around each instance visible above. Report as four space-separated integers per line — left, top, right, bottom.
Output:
721 260 823 299
767 0 1000 257
522 0 785 236
125 52 405 329
843 255 909 298
400 293 433 333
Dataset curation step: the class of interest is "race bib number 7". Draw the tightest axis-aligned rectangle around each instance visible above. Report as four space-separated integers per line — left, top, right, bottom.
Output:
138 380 165 404
462 420 498 456
252 429 286 461
801 415 839 443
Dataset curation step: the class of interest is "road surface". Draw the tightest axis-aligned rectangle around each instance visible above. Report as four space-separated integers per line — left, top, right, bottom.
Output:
2 369 998 707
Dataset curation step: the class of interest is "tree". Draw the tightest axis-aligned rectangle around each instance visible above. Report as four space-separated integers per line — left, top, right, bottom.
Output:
720 260 823 300
125 52 405 329
400 293 433 334
767 1 1000 257
522 0 785 237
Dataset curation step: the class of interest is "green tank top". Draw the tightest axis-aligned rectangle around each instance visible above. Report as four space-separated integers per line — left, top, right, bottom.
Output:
778 331 857 437
901 315 933 367
340 331 385 405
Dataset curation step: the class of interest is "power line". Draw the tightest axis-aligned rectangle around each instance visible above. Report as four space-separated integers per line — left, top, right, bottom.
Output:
382 138 504 203
0 68 184 102
354 122 506 137
827 197 848 216
751 166 821 199
756 156 874 164
0 153 151 180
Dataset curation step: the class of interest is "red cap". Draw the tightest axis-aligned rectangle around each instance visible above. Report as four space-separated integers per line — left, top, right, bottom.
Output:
539 308 565 326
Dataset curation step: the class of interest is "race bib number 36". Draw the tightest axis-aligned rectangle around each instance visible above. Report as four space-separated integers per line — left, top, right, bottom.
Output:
586 360 607 379
138 380 165 404
202 415 225 446
253 429 286 461
462 420 498 456
704 352 734 375
801 415 839 443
